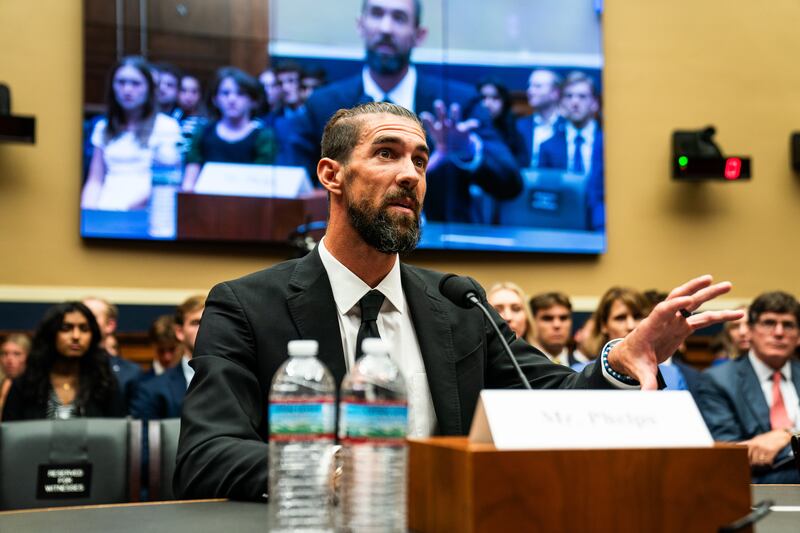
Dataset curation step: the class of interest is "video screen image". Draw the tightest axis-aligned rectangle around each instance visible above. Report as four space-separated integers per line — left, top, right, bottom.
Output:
81 0 605 253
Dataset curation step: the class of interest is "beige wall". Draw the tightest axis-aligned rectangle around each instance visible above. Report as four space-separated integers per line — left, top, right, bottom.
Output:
2 0 799 306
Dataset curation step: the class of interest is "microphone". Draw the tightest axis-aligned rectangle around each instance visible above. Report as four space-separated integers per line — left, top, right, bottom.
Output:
439 274 531 390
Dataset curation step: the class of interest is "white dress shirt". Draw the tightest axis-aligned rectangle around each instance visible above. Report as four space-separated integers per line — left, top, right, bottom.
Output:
181 355 195 390
748 351 799 430
530 112 561 167
565 119 597 175
362 65 417 111
317 238 437 437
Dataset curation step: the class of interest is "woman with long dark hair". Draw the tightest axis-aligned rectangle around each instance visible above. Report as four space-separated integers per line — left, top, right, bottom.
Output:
2 302 125 420
81 56 182 210
181 67 277 191
476 78 526 162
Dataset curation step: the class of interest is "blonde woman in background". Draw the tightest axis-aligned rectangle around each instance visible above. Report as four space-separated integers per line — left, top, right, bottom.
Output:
487 282 536 344
0 333 32 418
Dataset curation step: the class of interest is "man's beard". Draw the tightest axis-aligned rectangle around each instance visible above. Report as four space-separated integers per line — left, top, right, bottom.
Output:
365 45 411 76
346 189 421 254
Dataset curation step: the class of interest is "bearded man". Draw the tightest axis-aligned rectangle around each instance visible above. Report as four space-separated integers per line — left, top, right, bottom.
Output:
175 102 742 501
289 0 522 224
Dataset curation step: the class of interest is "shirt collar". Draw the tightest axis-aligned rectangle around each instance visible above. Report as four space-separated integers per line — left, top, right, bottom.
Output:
317 238 405 316
362 65 417 111
748 350 792 382
566 119 596 143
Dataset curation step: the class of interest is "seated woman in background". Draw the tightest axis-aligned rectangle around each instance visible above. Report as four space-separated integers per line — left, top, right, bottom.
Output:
487 282 536 345
81 56 182 211
181 67 277 191
1 302 125 421
573 287 687 390
0 333 31 418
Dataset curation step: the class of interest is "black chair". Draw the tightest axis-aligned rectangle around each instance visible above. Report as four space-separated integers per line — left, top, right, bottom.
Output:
0 418 141 510
147 418 181 501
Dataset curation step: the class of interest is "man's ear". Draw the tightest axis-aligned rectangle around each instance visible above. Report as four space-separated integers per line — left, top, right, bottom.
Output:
413 26 428 47
318 158 344 196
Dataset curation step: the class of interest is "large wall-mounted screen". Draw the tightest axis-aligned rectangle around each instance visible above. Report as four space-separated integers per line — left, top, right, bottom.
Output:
81 0 605 253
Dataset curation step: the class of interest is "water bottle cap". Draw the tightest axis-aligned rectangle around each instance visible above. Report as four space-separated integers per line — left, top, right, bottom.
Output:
360 337 389 356
287 339 319 357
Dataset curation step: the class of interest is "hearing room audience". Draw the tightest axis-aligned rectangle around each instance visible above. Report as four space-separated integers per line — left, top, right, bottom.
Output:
0 333 31 418
487 282 536 344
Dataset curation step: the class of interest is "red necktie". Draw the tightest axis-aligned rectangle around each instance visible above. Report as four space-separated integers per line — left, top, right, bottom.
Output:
769 371 793 430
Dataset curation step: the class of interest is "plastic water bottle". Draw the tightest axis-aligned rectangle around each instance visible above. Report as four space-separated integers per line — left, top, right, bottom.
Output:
148 140 182 239
268 340 336 532
338 337 408 532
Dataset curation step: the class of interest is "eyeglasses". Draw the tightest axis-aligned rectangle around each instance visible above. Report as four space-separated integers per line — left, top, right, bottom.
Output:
754 319 799 332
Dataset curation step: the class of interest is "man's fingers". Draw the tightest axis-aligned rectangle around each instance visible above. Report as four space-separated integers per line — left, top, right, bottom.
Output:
684 282 733 311
666 275 713 300
687 310 745 329
457 118 480 133
449 102 462 124
433 99 447 121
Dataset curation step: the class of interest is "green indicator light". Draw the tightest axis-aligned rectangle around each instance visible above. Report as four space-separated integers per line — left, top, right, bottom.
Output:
678 156 689 167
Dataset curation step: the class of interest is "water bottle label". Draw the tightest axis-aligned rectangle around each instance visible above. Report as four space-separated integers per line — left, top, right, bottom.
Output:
340 401 408 444
269 399 335 441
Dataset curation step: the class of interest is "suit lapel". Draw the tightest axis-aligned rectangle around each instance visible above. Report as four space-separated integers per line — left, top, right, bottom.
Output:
400 265 462 435
791 361 800 414
286 248 348 385
738 357 771 434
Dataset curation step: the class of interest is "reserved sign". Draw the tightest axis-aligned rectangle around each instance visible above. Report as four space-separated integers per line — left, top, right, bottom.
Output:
469 390 714 450
37 463 92 499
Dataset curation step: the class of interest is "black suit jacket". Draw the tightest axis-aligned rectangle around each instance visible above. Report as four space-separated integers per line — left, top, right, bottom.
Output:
174 248 615 500
289 73 522 223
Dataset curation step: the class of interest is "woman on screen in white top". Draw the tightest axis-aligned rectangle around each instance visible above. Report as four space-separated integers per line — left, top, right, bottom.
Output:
81 56 182 211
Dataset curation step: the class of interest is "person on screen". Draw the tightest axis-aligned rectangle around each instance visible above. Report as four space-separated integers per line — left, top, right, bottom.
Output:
289 0 522 224
487 282 535 344
698 291 800 484
529 292 583 366
476 78 526 164
301 67 327 104
131 295 204 420
154 62 182 117
538 70 604 230
258 68 283 116
0 333 31 419
573 287 687 391
2 302 125 421
516 69 564 168
174 74 209 156
173 102 742 500
81 56 183 211
181 67 277 192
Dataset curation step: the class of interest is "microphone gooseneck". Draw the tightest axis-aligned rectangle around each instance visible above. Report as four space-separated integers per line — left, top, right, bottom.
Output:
439 274 532 390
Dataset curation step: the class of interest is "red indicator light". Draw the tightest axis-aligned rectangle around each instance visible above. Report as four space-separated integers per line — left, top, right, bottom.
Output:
724 158 741 180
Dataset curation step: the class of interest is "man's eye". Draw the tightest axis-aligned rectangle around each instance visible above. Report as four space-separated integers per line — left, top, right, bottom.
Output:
377 149 392 158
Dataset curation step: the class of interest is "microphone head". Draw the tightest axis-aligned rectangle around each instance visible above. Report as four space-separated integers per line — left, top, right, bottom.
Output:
439 274 478 309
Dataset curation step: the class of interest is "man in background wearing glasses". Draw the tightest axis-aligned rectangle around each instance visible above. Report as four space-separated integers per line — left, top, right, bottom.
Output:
699 291 800 483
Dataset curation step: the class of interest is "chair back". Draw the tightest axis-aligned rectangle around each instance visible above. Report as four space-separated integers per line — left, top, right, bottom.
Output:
147 418 181 500
0 418 141 510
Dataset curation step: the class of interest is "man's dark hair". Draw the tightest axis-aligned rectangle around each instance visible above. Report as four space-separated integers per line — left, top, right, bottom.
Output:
155 62 183 82
361 0 422 27
529 292 572 315
321 101 423 164
275 60 304 77
748 291 800 325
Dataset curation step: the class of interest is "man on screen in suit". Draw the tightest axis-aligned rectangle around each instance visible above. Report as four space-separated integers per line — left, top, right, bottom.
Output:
289 0 522 224
538 71 605 230
697 291 800 483
131 295 204 420
173 102 742 500
515 69 565 168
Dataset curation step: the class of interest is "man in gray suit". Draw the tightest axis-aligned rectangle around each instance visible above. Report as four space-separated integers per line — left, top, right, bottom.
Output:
175 102 742 500
699 291 800 483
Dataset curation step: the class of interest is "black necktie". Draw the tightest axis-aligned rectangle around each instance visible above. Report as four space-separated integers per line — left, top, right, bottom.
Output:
355 290 385 359
573 133 585 174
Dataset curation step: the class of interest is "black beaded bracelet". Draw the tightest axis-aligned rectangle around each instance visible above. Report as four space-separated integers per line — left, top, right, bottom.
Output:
600 339 640 386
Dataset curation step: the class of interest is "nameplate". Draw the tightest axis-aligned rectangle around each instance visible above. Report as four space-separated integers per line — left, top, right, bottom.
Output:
195 163 312 198
37 463 92 499
468 390 713 450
